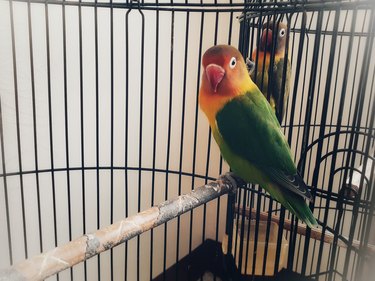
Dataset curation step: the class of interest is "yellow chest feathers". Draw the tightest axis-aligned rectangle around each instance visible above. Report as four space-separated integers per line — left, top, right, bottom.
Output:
199 80 258 127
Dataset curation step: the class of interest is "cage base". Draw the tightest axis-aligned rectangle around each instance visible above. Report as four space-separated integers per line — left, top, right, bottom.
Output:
153 239 314 281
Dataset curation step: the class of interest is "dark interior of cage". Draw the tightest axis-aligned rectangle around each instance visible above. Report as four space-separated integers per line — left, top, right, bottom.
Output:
0 1 374 281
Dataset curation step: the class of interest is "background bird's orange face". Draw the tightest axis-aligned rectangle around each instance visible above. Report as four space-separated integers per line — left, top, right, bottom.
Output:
201 45 249 97
260 21 288 53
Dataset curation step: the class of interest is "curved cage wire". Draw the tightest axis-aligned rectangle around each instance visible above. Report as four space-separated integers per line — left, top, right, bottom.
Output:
0 0 374 281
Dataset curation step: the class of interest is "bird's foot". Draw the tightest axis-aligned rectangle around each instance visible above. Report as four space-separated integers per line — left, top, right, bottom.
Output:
220 172 247 192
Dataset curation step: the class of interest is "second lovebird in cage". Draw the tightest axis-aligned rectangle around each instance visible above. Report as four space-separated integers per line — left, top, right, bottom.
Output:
246 21 291 124
199 45 317 228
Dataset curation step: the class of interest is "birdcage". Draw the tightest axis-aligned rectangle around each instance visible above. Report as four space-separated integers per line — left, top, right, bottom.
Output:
0 0 374 281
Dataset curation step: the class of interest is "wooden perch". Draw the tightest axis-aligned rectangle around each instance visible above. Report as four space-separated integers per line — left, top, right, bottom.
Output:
0 174 239 281
235 206 375 254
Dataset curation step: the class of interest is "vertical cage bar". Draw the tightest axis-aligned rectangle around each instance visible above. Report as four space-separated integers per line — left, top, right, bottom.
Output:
124 6 131 281
94 1 101 280
78 1 87 279
150 2 160 280
0 100 13 265
110 1 115 279
251 186 261 279
137 5 145 281
61 2 72 279
27 0 43 255
237 188 247 275
44 1 59 279
175 6 190 280
288 10 307 147
8 0 28 260
162 6 175 280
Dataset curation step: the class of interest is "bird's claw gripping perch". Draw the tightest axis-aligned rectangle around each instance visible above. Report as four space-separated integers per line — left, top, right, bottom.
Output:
220 172 247 194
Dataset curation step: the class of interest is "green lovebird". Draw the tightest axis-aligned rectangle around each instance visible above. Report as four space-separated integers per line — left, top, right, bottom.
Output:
199 45 317 228
247 21 291 123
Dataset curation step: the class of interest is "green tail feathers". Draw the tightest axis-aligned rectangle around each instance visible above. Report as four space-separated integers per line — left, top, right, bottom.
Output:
264 183 318 228
284 193 318 228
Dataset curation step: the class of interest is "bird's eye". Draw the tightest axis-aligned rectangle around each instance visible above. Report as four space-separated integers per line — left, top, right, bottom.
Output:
229 57 237 69
279 28 286 37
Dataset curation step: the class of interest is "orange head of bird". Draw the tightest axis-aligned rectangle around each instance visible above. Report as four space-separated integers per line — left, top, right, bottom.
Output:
200 45 250 96
199 45 255 124
259 21 288 53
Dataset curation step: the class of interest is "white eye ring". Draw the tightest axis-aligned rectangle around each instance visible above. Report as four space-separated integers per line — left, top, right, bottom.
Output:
229 57 237 69
279 28 286 37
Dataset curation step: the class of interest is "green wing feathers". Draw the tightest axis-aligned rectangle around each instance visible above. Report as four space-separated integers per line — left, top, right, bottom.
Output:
216 91 295 175
216 91 317 227
269 183 317 228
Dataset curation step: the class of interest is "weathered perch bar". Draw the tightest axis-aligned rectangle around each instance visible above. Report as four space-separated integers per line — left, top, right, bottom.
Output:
0 173 240 281
236 206 375 254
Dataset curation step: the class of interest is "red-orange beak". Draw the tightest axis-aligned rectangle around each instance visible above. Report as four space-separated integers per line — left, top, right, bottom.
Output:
206 64 225 92
261 29 273 49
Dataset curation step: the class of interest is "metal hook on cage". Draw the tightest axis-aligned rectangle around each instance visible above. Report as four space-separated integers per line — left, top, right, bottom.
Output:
134 0 141 11
126 0 145 22
127 0 143 13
